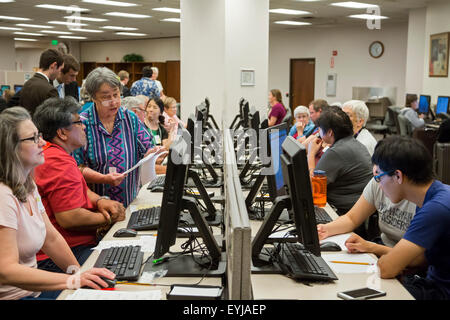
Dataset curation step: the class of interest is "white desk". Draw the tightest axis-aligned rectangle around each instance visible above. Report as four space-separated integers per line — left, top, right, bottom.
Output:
57 183 223 300
249 203 414 300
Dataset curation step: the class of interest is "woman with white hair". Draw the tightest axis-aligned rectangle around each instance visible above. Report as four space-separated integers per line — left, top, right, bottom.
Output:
342 100 377 156
288 105 315 142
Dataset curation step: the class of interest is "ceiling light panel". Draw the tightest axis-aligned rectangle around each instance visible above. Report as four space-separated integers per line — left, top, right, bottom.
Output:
116 32 147 36
0 15 31 21
274 21 312 26
152 7 181 14
41 30 73 34
101 26 137 31
64 16 108 22
14 32 44 36
269 9 311 15
16 23 53 29
331 2 378 9
161 18 180 23
35 4 90 12
349 14 388 19
48 21 88 27
14 38 38 41
104 12 151 18
82 0 138 6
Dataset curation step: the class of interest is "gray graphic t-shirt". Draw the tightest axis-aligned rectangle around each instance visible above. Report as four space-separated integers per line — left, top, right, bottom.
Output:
363 179 417 247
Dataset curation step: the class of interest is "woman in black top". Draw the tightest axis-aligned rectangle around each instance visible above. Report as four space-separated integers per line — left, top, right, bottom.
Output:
145 98 174 148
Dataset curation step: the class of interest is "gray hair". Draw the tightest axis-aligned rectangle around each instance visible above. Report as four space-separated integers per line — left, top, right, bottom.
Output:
0 107 35 202
293 105 310 118
84 67 121 100
343 100 370 126
122 96 143 111
151 67 159 74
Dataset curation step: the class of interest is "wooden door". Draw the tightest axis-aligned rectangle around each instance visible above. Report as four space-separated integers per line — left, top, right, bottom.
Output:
165 60 180 102
289 58 315 116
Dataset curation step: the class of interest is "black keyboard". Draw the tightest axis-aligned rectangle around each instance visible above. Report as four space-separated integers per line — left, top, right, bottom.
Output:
147 176 166 190
93 245 143 281
315 206 333 224
127 207 161 230
278 242 338 281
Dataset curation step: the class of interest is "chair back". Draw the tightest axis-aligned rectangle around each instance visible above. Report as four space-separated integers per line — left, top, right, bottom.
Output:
397 114 412 136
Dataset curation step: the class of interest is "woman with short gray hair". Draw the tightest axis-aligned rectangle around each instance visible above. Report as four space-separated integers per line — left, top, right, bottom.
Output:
342 100 377 156
288 105 315 142
73 67 157 207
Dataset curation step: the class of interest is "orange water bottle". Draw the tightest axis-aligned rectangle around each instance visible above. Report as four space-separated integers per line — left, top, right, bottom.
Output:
312 170 327 207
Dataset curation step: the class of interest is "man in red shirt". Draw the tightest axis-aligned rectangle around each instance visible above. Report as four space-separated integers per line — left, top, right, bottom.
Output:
33 97 126 273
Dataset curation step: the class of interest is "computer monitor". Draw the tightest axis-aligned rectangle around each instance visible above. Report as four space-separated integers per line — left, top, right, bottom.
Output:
252 136 321 268
436 96 450 115
14 85 23 93
266 123 288 201
419 95 431 114
150 133 224 276
242 101 250 129
1 85 10 95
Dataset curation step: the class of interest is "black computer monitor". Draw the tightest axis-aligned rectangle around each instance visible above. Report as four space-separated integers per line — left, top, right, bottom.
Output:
419 95 431 114
242 101 250 129
252 136 321 266
266 123 288 201
186 116 196 162
436 96 450 115
14 85 23 93
204 97 210 119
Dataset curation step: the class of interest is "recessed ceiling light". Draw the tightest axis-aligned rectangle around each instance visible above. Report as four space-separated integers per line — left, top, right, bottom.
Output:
0 15 31 21
16 23 54 29
14 32 44 36
35 4 90 12
0 0 15 3
152 7 181 14
349 14 388 20
40 30 73 35
104 12 151 18
269 9 311 15
70 28 103 33
331 2 378 9
161 18 180 23
58 35 87 39
0 26 23 30
14 38 38 41
48 21 88 27
115 32 147 36
274 21 312 26
101 26 138 31
82 0 138 6
64 16 108 22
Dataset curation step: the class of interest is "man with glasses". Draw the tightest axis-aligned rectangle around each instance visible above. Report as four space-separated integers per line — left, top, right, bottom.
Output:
348 136 450 300
32 97 126 273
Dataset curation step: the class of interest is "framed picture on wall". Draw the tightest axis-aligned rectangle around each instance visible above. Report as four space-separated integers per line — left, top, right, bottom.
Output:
429 32 449 77
241 69 255 86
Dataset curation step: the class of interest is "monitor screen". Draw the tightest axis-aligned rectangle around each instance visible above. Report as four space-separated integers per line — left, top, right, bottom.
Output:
1 85 10 95
266 123 288 200
153 135 190 259
280 136 320 256
419 95 431 114
14 85 23 93
436 96 450 114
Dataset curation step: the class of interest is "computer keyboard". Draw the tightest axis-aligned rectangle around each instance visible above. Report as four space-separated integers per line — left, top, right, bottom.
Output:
127 207 161 230
278 242 338 281
147 176 166 191
93 245 143 281
314 206 333 224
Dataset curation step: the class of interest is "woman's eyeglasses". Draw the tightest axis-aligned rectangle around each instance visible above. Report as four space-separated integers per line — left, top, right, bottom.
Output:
20 132 43 144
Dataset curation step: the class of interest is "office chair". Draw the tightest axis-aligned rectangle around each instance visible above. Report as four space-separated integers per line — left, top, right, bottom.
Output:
412 127 438 157
434 142 450 184
282 108 293 125
386 106 403 135
397 114 413 136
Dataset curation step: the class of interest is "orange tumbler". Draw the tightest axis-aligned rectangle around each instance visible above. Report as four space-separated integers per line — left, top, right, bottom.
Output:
312 170 327 207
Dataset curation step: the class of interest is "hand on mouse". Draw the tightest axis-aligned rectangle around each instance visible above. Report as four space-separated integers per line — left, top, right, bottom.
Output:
345 233 373 253
70 268 116 290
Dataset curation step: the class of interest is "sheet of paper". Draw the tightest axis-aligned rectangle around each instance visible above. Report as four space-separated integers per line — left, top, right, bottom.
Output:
123 150 167 175
92 236 156 253
66 288 161 300
322 252 378 274
320 233 352 251
140 151 168 185
170 286 222 297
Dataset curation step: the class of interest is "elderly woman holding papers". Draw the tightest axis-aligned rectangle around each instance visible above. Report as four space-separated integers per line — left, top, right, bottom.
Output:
73 67 160 207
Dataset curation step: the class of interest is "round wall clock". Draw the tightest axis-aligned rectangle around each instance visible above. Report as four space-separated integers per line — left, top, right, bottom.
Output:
369 41 384 58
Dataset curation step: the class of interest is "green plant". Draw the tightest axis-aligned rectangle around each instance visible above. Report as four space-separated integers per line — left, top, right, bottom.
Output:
123 53 144 62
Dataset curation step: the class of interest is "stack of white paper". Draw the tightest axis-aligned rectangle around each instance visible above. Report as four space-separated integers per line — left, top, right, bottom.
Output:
66 289 161 300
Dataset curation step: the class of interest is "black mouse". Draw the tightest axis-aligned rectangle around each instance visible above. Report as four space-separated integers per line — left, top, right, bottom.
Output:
113 228 137 238
320 241 341 252
82 277 116 289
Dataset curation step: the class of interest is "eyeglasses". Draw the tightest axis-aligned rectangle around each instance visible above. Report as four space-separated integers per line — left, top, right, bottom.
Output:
99 96 121 106
20 132 43 144
71 120 83 126
373 170 395 183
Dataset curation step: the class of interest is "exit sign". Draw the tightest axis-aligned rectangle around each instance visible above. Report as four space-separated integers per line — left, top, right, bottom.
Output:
51 40 58 46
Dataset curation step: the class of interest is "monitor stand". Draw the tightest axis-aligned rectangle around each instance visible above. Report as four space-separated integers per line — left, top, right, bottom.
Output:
144 196 226 277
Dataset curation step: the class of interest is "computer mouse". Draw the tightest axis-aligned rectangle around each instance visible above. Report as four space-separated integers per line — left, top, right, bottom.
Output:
320 241 341 252
100 277 116 288
113 228 137 238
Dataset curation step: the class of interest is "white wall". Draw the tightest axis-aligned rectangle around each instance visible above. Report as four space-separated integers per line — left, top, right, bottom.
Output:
0 37 16 71
80 37 180 62
269 23 408 109
422 1 450 104
405 8 426 96
15 48 42 72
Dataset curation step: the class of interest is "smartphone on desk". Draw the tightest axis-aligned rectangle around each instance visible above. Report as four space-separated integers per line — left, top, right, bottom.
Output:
337 287 386 300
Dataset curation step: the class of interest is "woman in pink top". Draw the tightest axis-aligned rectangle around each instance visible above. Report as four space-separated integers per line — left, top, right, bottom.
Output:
0 107 115 300
268 89 287 127
162 96 185 131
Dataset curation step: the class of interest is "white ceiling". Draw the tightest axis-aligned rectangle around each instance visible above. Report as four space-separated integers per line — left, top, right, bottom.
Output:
0 0 438 48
